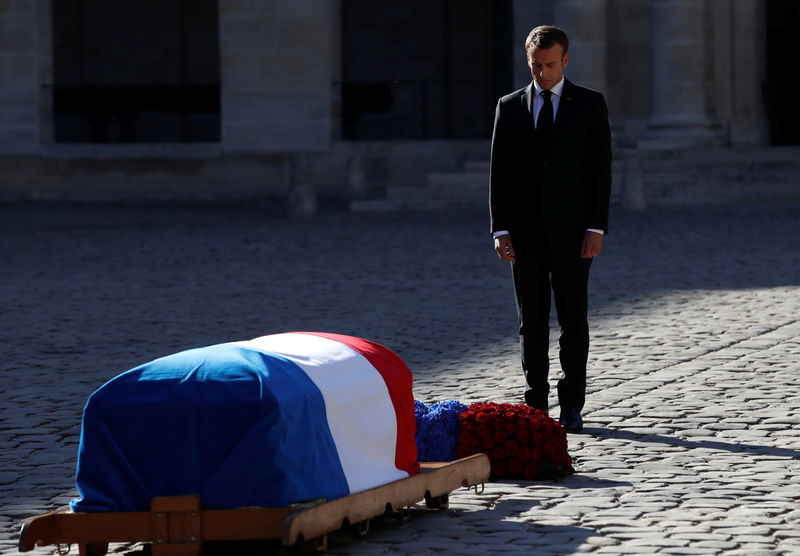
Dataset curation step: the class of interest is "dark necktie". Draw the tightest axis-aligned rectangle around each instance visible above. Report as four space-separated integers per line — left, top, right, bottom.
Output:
537 90 554 137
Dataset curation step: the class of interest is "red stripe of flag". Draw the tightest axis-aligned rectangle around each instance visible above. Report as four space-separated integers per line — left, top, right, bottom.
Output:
298 332 420 475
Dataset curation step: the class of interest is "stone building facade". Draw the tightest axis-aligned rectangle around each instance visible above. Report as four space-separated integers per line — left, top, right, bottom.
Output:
0 0 794 207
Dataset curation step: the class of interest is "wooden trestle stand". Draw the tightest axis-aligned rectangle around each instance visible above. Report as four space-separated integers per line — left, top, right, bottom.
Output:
19 454 490 555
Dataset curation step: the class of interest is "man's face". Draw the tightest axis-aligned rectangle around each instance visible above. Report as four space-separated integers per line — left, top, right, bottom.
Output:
527 45 569 90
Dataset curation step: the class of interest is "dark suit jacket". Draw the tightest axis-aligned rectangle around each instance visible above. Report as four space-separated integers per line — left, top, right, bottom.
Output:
489 78 612 251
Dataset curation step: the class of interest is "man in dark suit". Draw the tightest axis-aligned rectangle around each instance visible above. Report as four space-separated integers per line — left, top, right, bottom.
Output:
489 25 611 433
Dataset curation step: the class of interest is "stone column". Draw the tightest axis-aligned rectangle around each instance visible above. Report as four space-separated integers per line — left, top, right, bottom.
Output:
730 0 768 144
329 0 343 142
553 0 608 94
512 1 549 89
643 0 717 147
219 0 332 153
0 2 40 153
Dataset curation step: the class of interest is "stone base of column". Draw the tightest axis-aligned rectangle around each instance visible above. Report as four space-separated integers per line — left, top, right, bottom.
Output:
638 117 722 150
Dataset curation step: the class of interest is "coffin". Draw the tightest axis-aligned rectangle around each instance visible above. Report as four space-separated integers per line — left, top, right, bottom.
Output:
70 332 419 512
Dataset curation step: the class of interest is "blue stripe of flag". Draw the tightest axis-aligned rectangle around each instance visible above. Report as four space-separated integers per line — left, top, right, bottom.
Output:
71 343 350 512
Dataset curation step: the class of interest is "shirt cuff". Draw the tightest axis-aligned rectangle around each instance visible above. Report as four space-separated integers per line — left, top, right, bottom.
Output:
586 228 604 235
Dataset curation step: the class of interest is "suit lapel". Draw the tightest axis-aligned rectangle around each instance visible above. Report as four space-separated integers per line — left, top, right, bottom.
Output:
517 82 536 135
523 82 534 120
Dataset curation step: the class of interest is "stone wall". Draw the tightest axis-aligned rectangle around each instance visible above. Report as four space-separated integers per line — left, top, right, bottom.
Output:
219 0 332 153
0 1 40 153
0 0 784 206
0 150 290 202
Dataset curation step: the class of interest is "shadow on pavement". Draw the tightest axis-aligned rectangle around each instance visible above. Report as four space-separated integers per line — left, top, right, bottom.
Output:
97 508 598 556
583 427 800 459
558 474 634 490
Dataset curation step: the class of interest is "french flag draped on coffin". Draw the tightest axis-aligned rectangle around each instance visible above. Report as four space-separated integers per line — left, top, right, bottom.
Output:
70 332 419 512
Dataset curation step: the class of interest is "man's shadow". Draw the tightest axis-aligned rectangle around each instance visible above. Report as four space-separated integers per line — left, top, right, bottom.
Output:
582 426 800 459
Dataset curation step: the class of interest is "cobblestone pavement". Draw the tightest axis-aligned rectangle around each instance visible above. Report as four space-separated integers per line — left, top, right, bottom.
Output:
1 202 799 555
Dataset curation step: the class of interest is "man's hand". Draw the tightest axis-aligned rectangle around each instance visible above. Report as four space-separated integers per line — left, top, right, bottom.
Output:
581 230 603 258
494 234 515 261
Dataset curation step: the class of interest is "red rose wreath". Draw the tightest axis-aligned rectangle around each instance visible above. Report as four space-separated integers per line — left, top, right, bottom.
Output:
454 402 574 480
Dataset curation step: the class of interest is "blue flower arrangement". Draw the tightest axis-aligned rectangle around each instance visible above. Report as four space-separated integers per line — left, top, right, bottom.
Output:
414 399 468 462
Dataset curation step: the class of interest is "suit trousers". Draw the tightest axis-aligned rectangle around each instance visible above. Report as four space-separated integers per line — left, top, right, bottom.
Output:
512 245 592 413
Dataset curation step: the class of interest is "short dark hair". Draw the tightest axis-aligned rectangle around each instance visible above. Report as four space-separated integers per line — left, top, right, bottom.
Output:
525 25 569 56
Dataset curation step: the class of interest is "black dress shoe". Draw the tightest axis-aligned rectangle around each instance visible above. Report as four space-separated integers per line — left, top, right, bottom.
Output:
559 409 583 433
